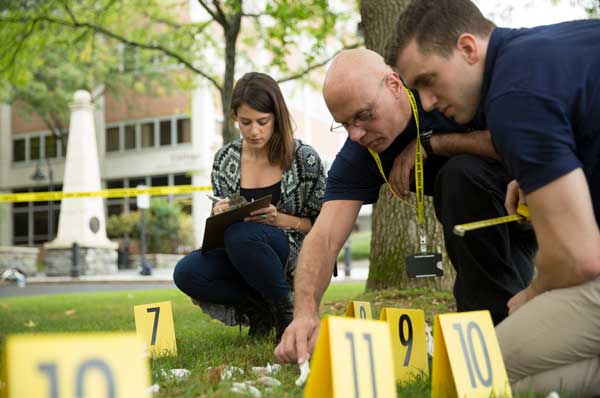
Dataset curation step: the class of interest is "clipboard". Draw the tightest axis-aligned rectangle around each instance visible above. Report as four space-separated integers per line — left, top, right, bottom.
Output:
201 195 272 252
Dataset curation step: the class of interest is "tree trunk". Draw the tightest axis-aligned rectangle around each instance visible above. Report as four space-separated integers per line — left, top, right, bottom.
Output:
360 0 455 291
221 7 242 144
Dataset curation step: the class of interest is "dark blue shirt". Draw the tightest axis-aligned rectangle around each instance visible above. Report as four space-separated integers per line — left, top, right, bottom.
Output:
325 93 470 204
483 21 600 221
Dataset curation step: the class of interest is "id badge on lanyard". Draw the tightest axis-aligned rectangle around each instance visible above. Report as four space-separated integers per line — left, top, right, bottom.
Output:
368 86 443 278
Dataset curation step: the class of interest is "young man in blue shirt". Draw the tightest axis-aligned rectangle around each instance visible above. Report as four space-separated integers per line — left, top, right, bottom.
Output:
388 0 600 394
275 48 536 365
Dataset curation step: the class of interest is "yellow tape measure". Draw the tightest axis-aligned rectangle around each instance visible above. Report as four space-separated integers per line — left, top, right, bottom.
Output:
0 185 212 203
453 203 530 236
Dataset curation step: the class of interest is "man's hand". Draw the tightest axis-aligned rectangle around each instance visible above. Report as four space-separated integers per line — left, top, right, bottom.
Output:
507 283 539 315
504 180 526 215
389 138 427 198
274 312 321 364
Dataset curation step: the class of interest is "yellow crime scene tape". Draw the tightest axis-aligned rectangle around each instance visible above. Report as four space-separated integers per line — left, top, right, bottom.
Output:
0 185 212 203
453 202 531 236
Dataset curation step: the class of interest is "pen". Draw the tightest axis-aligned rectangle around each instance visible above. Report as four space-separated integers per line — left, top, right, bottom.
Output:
206 194 222 203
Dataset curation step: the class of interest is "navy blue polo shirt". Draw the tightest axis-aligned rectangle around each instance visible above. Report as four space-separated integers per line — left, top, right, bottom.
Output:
325 93 469 204
483 21 600 221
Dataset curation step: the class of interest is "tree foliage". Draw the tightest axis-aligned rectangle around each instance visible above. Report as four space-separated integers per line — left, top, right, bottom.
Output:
106 198 190 253
0 1 181 139
0 0 359 143
584 0 600 16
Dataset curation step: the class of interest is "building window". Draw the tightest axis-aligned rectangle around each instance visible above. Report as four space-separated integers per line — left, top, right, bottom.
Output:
106 127 120 152
30 136 41 160
122 45 139 73
33 209 49 236
107 202 123 217
105 116 190 155
59 134 68 157
174 173 191 185
13 138 25 162
105 179 126 219
124 124 136 150
159 120 172 146
45 134 58 158
13 212 28 239
106 179 125 189
129 177 147 189
141 122 155 148
177 118 191 144
151 175 168 187
11 185 62 246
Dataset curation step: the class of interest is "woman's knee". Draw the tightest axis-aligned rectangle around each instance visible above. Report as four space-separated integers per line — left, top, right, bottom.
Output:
173 256 191 289
173 251 205 290
223 222 262 249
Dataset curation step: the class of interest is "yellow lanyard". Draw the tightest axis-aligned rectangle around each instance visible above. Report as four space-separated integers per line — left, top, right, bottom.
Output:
367 86 425 228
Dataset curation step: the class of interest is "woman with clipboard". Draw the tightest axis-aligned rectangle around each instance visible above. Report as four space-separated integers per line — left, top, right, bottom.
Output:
173 72 326 342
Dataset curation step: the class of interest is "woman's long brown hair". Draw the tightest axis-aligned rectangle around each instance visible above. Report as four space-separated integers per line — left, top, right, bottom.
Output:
231 72 295 170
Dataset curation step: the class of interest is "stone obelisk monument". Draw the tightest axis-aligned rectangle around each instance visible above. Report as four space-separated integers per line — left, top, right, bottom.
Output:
44 90 118 276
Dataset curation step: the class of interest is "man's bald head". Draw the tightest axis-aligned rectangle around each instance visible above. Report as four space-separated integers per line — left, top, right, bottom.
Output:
323 48 392 102
321 48 412 153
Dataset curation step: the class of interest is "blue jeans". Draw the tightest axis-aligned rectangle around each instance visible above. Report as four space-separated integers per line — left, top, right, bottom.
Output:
173 222 291 306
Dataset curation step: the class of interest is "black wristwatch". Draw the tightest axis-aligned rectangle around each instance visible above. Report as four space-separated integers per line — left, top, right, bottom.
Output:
420 129 434 155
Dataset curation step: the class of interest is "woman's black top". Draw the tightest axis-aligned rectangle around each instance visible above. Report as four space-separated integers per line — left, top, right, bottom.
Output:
239 180 281 205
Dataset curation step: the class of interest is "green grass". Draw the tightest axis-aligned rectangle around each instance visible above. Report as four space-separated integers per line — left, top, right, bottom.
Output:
0 285 557 397
0 285 369 397
337 230 371 261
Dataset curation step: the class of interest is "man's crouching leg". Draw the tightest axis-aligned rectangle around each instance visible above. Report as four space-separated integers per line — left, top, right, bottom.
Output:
432 154 536 325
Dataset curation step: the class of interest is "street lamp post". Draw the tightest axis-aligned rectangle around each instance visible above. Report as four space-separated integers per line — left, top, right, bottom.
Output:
31 159 55 241
137 185 152 276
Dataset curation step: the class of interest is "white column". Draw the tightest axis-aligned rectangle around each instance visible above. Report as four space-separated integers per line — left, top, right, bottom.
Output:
93 86 106 171
45 91 117 250
191 84 217 248
0 104 12 245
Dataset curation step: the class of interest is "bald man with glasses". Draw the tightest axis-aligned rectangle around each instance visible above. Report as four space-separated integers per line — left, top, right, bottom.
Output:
275 48 537 365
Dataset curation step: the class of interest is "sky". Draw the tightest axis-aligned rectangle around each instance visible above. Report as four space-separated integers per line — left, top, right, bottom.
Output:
474 0 589 27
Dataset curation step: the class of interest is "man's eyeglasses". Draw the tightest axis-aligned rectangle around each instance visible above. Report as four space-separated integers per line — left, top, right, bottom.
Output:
330 74 389 132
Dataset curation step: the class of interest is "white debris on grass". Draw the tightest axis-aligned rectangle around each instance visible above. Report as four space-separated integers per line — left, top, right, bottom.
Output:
162 368 191 381
141 343 149 359
295 356 310 387
251 362 281 376
24 320 36 328
144 383 160 395
231 381 261 397
545 392 560 398
257 376 281 387
222 366 244 380
207 365 244 381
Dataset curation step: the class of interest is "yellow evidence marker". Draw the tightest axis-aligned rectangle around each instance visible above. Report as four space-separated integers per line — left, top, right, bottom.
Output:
344 300 372 319
379 307 428 382
305 316 396 398
1 333 149 398
431 311 512 398
133 301 177 357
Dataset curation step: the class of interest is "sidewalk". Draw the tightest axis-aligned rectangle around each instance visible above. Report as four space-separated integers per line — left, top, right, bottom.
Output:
1 260 370 298
21 259 370 285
